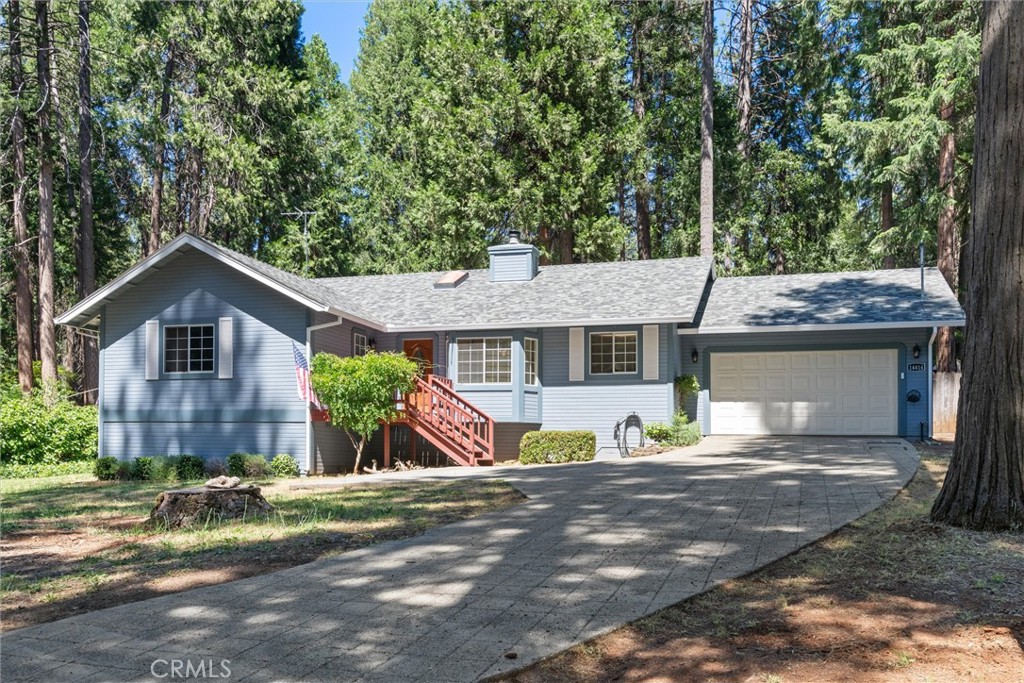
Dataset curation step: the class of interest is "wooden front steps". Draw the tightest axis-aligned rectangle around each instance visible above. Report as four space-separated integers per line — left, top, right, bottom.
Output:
384 375 496 467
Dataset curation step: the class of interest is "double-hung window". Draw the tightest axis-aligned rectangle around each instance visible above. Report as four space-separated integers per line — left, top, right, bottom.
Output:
524 337 538 386
590 332 637 375
456 338 511 384
164 324 215 374
353 332 369 356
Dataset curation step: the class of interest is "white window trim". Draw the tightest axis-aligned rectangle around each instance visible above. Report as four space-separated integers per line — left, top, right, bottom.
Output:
163 324 216 375
589 331 639 375
353 331 369 357
455 336 513 385
524 337 539 386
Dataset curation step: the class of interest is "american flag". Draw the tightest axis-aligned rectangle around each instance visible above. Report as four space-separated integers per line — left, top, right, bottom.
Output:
292 342 323 409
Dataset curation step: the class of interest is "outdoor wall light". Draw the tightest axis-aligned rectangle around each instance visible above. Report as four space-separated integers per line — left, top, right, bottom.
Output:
912 344 921 358
691 349 699 363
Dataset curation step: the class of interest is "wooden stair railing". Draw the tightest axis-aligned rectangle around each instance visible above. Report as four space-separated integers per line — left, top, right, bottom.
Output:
394 376 495 466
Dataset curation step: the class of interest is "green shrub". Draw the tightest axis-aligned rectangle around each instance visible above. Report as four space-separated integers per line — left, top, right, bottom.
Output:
147 456 180 483
175 455 206 481
519 431 596 465
95 456 120 481
270 454 299 478
0 392 98 466
644 423 674 443
227 453 270 479
0 459 95 479
227 453 248 478
129 457 153 481
204 458 227 477
645 412 702 447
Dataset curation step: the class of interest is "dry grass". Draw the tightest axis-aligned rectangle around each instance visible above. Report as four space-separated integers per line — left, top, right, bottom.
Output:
1 475 524 631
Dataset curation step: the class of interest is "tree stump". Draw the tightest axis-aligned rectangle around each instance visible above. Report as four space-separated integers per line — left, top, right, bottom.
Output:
149 486 273 528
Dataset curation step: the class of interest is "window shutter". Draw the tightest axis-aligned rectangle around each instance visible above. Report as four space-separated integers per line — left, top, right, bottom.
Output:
569 327 584 381
145 320 159 380
643 325 659 380
218 317 233 379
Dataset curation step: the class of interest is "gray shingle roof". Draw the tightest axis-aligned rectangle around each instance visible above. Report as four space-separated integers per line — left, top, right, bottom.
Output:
315 257 714 331
696 267 965 329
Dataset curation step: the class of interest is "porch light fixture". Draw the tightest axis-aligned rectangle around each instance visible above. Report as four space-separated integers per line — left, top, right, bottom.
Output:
691 349 699 363
912 344 921 359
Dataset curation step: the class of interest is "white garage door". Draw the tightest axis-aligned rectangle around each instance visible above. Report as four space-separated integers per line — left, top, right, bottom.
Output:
709 350 898 436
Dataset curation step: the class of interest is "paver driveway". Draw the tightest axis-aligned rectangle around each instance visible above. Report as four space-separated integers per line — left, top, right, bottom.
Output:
2 437 919 683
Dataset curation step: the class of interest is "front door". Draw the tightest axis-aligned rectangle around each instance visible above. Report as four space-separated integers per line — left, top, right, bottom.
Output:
403 338 434 377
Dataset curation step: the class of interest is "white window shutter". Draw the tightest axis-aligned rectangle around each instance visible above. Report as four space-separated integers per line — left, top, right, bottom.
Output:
569 327 584 381
218 317 233 379
643 325 659 380
145 320 159 380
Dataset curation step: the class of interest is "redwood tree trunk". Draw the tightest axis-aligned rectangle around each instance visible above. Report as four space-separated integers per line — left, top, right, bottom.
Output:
78 0 98 403
880 180 896 269
699 0 714 258
147 50 175 257
931 0 1024 531
9 0 34 393
631 17 651 260
736 0 753 160
935 101 960 373
36 0 58 387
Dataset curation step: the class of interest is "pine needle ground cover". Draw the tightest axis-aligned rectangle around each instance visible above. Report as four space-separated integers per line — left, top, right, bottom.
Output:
0 476 523 631
501 443 1024 683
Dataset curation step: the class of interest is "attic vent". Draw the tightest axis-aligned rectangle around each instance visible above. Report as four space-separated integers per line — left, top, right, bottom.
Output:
434 270 469 289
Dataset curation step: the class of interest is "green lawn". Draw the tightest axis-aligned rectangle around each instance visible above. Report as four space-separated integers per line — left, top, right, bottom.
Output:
1 474 524 631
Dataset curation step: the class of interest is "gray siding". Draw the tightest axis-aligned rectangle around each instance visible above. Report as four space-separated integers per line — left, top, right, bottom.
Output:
101 249 309 460
684 327 934 438
540 325 674 448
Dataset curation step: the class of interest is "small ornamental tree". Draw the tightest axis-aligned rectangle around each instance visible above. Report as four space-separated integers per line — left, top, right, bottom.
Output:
310 351 419 474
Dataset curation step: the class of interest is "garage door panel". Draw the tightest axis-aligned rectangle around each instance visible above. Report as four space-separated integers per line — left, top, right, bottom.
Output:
710 349 897 436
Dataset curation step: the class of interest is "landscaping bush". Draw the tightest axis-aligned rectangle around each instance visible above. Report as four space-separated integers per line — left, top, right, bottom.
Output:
0 459 95 480
270 454 300 478
227 453 270 479
147 456 180 483
129 456 153 481
204 458 227 477
519 431 596 465
175 455 206 481
1 392 98 467
644 411 702 447
95 456 120 481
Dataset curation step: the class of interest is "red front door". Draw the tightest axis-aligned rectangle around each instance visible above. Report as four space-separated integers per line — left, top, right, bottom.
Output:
403 338 434 377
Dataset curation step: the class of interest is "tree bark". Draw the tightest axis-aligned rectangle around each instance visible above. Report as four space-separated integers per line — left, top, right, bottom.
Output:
935 100 960 373
631 15 651 260
77 0 97 403
880 180 896 269
35 0 58 387
147 49 175 257
736 0 753 160
9 0 35 393
699 0 714 258
931 0 1024 531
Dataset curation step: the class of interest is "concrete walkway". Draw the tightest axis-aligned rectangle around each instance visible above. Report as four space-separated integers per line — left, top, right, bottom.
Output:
2 437 919 683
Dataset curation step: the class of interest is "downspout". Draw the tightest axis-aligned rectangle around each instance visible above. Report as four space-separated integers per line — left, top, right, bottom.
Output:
305 314 345 475
927 326 938 439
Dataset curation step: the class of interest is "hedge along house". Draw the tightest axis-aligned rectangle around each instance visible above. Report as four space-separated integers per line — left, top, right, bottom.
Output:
57 233 965 474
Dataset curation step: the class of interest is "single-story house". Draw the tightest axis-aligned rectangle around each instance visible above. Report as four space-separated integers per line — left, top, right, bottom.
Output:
57 233 965 473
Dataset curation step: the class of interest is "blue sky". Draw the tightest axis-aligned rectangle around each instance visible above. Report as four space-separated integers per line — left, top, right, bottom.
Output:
301 1 371 81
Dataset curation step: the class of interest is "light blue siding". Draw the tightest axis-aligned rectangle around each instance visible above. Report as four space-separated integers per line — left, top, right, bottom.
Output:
540 325 674 448
488 244 539 282
685 328 934 438
101 249 309 460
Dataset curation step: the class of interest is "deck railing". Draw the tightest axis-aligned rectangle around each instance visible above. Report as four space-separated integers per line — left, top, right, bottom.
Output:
397 375 495 465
